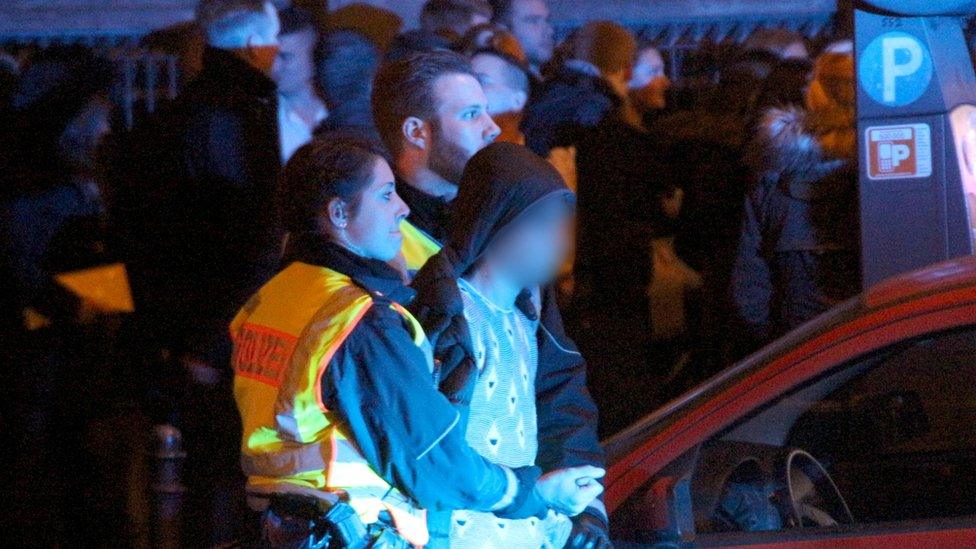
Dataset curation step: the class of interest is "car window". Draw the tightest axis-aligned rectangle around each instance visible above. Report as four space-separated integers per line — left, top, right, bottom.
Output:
610 326 976 544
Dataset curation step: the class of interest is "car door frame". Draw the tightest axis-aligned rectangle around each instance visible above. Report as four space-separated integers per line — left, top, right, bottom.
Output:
605 285 976 546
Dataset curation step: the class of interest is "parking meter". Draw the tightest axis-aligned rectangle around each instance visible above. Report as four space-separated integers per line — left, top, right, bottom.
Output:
856 4 976 285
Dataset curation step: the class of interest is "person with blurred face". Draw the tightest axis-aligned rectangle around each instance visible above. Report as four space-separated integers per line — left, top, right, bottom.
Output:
272 6 326 161
490 0 554 75
470 48 530 143
372 50 501 273
629 43 670 113
410 142 610 549
235 137 606 548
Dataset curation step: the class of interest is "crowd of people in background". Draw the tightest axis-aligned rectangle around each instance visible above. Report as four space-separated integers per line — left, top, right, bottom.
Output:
0 0 861 546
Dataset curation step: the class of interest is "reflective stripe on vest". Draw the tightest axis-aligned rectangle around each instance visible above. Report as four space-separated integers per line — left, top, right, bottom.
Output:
399 219 442 272
231 261 429 546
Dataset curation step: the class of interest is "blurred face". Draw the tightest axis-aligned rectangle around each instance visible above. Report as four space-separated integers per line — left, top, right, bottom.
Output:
491 195 574 287
343 158 410 261
629 47 670 111
507 0 554 67
471 53 526 115
428 73 501 183
272 29 316 96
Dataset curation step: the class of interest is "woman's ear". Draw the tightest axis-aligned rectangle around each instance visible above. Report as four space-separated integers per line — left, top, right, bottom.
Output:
326 197 350 230
402 116 428 150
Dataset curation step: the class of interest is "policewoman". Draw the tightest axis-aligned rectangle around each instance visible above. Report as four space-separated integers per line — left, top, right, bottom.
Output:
231 136 562 548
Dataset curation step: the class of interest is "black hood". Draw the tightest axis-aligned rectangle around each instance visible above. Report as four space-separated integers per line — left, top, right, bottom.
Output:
447 141 573 274
410 142 572 321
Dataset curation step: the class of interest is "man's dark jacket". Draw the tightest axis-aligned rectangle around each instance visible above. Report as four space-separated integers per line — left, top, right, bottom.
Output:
111 47 282 365
521 64 621 158
408 142 605 479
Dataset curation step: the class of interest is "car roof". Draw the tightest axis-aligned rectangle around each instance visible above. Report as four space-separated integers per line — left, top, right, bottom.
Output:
603 255 976 460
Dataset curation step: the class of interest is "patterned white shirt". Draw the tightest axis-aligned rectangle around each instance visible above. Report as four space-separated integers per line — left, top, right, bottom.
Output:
450 278 571 549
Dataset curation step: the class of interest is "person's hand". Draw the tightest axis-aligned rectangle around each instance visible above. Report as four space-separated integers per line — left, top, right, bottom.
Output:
566 507 612 549
535 465 605 516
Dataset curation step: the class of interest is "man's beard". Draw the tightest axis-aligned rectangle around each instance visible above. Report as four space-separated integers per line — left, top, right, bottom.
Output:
428 124 474 185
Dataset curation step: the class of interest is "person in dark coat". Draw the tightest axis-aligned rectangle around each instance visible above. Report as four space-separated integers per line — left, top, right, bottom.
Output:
410 142 608 548
571 113 680 436
0 46 140 547
520 21 634 158
110 2 283 545
732 52 860 350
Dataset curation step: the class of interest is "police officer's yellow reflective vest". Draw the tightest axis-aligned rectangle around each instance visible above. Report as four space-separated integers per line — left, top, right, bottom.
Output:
230 261 430 546
399 220 442 273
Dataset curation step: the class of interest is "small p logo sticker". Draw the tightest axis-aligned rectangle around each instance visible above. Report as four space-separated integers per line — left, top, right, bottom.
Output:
859 31 933 107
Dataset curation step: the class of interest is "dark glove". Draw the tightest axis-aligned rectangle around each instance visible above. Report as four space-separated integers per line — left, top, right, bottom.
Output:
408 251 475 391
566 507 612 549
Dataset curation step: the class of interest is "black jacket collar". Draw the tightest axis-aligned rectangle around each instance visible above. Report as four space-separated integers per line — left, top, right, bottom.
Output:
396 176 450 244
283 232 415 304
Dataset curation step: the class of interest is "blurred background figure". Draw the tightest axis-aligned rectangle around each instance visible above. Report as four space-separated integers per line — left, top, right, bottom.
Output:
732 51 859 352
141 0 292 86
322 1 403 52
744 27 810 61
111 1 283 545
314 29 384 149
0 46 145 547
489 0 554 77
457 21 528 63
272 5 326 162
469 46 530 143
420 0 492 41
522 20 635 157
627 42 671 125
0 51 19 113
385 28 455 62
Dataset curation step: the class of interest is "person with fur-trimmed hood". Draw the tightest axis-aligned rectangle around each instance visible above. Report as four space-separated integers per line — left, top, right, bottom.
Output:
731 51 861 350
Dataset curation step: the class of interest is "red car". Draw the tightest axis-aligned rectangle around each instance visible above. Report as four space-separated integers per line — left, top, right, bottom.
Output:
604 257 976 547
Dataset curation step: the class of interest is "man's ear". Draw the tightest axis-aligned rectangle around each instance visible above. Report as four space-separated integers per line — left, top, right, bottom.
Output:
402 116 429 150
511 90 528 112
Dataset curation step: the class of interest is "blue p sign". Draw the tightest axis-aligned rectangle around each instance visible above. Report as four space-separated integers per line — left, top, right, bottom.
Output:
859 31 933 107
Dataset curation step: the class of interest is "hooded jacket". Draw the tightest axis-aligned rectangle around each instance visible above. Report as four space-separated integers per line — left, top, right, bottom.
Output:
731 106 860 345
410 142 605 480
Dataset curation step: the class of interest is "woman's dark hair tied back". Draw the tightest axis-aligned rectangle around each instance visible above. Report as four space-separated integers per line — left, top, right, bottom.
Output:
279 134 387 234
